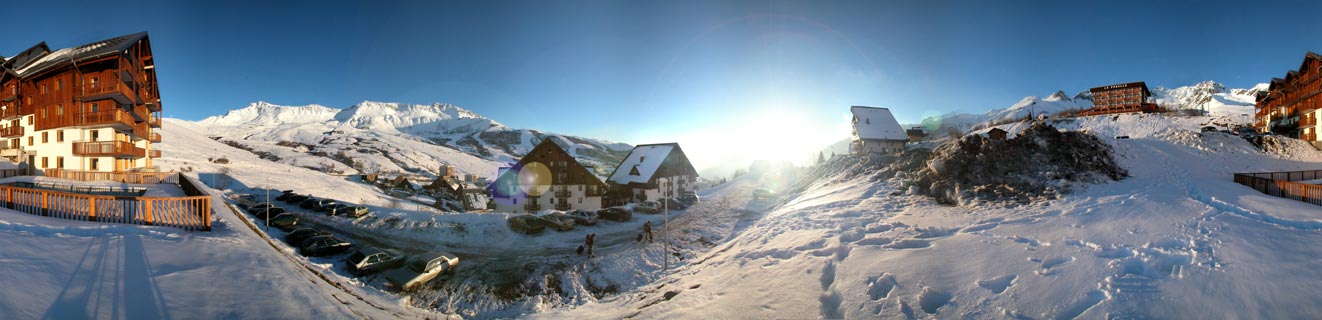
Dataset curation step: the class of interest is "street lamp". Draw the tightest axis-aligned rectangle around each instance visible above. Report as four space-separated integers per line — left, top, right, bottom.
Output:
265 178 271 233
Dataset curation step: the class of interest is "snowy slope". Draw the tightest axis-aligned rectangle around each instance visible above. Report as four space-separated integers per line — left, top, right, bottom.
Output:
549 113 1322 319
924 81 1262 133
197 101 632 180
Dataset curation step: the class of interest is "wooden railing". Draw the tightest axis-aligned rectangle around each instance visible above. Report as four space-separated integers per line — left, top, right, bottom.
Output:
0 177 211 231
44 168 175 184
72 141 146 158
0 125 22 137
1234 170 1322 206
149 132 162 143
1079 104 1160 116
149 149 162 158
149 113 161 127
79 79 136 105
71 109 136 128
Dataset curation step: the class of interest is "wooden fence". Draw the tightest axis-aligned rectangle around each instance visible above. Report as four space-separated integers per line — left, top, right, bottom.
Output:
43 169 177 184
0 173 213 231
1233 170 1322 207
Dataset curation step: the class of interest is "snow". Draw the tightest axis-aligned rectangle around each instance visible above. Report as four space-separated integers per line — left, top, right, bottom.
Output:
851 106 907 141
607 144 675 185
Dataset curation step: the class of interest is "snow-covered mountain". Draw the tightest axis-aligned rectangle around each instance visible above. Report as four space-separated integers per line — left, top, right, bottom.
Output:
921 81 1261 133
196 101 633 180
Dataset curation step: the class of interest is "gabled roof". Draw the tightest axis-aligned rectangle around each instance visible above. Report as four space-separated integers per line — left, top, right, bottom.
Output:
850 106 907 141
606 143 698 185
487 139 606 197
14 32 148 77
5 42 50 71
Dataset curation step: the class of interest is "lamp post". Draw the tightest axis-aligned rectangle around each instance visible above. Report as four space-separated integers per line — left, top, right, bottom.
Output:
265 178 271 233
660 177 670 271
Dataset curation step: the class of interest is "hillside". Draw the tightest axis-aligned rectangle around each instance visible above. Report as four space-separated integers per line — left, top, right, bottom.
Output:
196 101 633 180
551 113 1322 319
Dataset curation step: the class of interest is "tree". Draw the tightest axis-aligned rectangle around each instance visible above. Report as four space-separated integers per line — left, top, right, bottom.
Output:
817 151 825 165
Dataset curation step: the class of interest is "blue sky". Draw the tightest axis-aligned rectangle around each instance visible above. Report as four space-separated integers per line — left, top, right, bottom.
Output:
6 0 1322 170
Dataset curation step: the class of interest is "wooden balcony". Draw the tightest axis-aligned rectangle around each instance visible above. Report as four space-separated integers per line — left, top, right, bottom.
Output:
73 141 145 158
149 113 161 128
0 126 22 138
0 87 15 102
78 80 136 106
555 202 571 211
132 103 149 122
1302 116 1317 127
149 149 162 158
146 100 161 112
0 105 23 120
524 203 541 211
72 109 137 129
555 190 572 198
149 132 161 143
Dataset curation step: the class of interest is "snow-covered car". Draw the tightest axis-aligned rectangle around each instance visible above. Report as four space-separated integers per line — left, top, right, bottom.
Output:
635 201 661 214
752 188 775 200
678 191 700 205
597 207 632 222
269 213 299 231
284 228 329 246
299 235 352 257
384 252 459 291
508 215 547 234
346 247 406 276
566 209 598 226
537 212 576 231
345 206 370 218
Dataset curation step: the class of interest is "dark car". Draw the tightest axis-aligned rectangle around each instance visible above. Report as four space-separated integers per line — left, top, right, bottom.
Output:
269 213 300 231
1201 126 1218 133
324 203 351 216
285 228 330 245
678 191 700 205
274 190 296 201
597 207 632 222
298 197 320 210
662 197 689 210
346 247 406 276
312 199 337 212
299 235 352 257
252 207 286 219
285 194 310 203
566 209 598 226
507 214 547 234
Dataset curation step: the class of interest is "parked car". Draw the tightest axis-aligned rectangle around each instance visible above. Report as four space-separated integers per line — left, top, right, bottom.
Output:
299 235 352 257
324 203 351 216
752 188 775 200
537 212 576 231
299 197 321 210
345 206 371 218
597 207 632 222
635 201 661 214
274 190 296 201
384 252 459 291
566 209 598 226
1201 126 1218 133
252 207 286 219
662 197 689 210
285 194 310 203
678 191 700 205
285 228 329 245
269 213 300 231
346 247 406 276
507 214 547 234
312 199 337 212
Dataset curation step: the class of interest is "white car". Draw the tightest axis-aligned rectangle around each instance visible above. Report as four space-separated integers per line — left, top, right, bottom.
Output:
635 201 661 214
384 252 459 291
752 188 775 200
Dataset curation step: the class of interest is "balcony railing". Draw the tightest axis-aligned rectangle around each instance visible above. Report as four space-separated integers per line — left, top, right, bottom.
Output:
524 203 541 211
72 141 145 158
555 190 572 198
0 87 15 102
149 132 162 143
149 113 161 127
555 202 571 210
1302 116 1317 127
79 80 136 105
146 100 161 112
0 126 22 138
149 149 162 158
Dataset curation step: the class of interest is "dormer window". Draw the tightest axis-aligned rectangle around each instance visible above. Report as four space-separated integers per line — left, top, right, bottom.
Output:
629 165 640 176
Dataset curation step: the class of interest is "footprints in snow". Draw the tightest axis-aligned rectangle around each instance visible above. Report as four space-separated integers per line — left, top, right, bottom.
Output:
857 271 954 317
866 273 897 300
976 274 1016 294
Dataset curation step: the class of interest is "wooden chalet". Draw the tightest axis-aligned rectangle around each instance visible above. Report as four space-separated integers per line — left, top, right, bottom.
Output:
1256 52 1322 148
486 139 606 213
0 32 162 176
606 143 699 204
1079 81 1159 116
849 106 907 155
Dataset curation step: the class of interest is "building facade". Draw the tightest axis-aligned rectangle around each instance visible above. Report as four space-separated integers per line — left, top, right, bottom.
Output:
606 143 699 204
0 32 161 175
849 106 908 155
487 140 605 213
1256 52 1322 148
1080 82 1159 116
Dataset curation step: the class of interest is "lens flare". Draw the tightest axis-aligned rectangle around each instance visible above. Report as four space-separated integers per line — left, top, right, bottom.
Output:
518 162 552 197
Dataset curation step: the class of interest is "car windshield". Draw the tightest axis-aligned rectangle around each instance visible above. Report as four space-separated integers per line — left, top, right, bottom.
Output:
347 252 365 263
408 259 428 272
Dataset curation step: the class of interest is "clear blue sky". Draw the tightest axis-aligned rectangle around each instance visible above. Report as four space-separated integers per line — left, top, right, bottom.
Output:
6 1 1322 168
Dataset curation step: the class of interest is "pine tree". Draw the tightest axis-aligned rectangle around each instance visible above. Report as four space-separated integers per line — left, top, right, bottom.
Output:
817 151 825 165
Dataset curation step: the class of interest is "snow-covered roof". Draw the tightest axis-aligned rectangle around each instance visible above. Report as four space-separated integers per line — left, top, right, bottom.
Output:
850 106 907 141
11 32 148 77
608 143 680 185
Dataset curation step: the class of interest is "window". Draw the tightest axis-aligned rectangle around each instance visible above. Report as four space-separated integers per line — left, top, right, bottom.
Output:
41 132 47 143
56 131 63 142
40 108 46 119
89 76 98 88
57 104 62 116
40 84 46 95
27 115 31 125
90 159 99 171
41 157 47 168
56 80 61 92
27 137 32 146
56 157 63 169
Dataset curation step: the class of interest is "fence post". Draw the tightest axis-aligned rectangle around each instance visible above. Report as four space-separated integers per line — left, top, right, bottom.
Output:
88 197 96 222
143 199 154 225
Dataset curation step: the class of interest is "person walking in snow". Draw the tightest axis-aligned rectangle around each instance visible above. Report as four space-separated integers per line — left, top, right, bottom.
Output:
643 221 654 243
585 233 596 257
